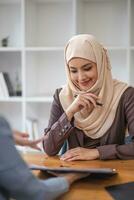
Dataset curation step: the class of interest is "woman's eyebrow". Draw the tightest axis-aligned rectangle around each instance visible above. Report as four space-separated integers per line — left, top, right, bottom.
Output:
82 63 92 68
69 63 92 69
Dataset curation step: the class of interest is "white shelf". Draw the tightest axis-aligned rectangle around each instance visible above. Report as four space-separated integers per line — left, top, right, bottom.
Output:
26 96 53 103
26 101 52 137
25 50 66 97
76 0 129 47
0 97 22 102
0 0 22 47
0 51 22 91
130 0 134 46
108 49 128 83
0 0 134 147
25 0 74 47
107 46 128 50
0 47 22 52
130 50 134 86
25 47 64 51
0 101 22 130
0 0 20 4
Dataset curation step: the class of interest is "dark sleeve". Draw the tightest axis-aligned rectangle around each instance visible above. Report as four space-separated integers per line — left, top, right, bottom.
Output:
97 87 134 160
0 117 69 200
0 190 6 200
43 89 74 156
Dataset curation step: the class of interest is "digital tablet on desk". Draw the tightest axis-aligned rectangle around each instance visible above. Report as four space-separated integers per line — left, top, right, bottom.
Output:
29 164 117 175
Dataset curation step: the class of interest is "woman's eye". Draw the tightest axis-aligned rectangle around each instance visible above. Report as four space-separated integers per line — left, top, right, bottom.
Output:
84 66 92 71
70 70 77 73
84 67 91 71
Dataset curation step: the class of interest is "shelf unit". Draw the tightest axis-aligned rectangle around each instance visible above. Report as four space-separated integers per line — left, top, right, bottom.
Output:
0 0 134 150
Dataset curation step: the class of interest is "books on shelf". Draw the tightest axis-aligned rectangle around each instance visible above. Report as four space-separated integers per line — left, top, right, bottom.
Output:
0 72 9 97
3 72 15 96
0 72 15 97
26 118 39 140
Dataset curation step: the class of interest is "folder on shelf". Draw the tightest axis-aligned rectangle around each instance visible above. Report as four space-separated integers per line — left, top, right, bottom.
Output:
3 72 15 96
0 72 9 97
29 164 117 175
26 118 39 140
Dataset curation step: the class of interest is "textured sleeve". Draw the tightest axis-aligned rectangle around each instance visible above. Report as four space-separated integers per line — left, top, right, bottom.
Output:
43 89 74 156
97 87 134 160
41 177 69 200
0 116 68 200
98 141 134 160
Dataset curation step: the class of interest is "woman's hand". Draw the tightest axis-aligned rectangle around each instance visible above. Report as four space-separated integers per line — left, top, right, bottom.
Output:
60 147 99 161
13 130 43 151
65 93 99 121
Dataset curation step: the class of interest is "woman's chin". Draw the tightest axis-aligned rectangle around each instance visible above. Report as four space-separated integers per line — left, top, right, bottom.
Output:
80 86 90 91
79 84 92 91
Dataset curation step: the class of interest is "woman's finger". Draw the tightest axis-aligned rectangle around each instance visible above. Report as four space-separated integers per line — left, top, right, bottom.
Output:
85 93 99 99
61 152 78 160
64 155 80 161
83 95 97 107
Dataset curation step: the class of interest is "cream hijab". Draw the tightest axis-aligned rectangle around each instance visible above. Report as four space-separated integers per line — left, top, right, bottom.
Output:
59 34 128 139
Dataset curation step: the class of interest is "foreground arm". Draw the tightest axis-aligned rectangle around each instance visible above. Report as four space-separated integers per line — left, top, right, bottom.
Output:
13 130 42 151
0 117 89 200
0 116 69 200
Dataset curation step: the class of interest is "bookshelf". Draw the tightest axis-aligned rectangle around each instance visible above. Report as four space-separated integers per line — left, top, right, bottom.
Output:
0 0 134 151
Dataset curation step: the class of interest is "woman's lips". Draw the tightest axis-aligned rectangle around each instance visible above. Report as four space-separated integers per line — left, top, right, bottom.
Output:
79 80 91 86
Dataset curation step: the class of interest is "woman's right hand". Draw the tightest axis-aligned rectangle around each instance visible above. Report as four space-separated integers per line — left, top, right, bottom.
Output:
65 93 98 121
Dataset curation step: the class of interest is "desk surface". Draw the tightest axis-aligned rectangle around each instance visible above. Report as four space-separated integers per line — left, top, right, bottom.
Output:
23 153 134 200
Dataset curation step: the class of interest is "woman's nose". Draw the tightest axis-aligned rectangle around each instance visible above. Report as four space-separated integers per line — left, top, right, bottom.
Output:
78 72 86 81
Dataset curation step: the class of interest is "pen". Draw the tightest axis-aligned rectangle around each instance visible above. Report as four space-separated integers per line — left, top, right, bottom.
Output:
96 102 103 107
74 94 103 107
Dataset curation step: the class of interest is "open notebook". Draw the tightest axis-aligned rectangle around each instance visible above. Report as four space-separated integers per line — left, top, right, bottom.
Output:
29 164 117 175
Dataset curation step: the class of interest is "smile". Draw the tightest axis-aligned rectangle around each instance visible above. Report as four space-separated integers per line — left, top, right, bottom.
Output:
79 80 91 86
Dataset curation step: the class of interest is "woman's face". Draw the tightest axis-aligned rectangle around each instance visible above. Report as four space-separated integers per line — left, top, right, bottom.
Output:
68 57 98 91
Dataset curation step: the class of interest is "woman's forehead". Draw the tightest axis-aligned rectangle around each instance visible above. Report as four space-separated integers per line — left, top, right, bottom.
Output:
68 57 95 66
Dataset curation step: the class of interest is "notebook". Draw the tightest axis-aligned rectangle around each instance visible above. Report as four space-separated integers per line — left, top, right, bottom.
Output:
105 182 134 200
29 164 117 175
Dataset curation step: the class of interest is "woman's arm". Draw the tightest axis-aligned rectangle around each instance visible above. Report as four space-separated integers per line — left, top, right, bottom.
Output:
43 89 74 156
98 87 134 160
61 87 134 161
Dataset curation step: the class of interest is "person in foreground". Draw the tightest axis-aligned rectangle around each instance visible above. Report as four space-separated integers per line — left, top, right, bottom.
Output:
43 34 134 161
0 116 88 200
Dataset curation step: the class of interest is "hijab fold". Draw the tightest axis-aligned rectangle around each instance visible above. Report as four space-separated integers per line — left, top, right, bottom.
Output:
59 34 128 139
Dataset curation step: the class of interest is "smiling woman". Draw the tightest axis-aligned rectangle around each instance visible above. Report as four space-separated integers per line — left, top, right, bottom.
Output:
68 58 98 91
42 34 134 162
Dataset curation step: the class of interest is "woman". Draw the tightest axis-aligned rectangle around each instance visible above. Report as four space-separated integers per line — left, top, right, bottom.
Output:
43 34 134 161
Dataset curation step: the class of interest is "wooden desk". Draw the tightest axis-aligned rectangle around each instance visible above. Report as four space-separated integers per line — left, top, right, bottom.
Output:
23 153 134 200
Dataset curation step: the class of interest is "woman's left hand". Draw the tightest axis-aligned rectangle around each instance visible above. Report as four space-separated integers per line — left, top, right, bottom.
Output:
13 131 43 151
60 147 99 161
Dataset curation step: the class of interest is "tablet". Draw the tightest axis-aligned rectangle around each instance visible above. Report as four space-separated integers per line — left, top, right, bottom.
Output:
29 164 117 175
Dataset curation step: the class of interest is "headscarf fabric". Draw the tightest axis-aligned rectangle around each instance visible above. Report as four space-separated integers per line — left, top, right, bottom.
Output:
59 34 128 139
